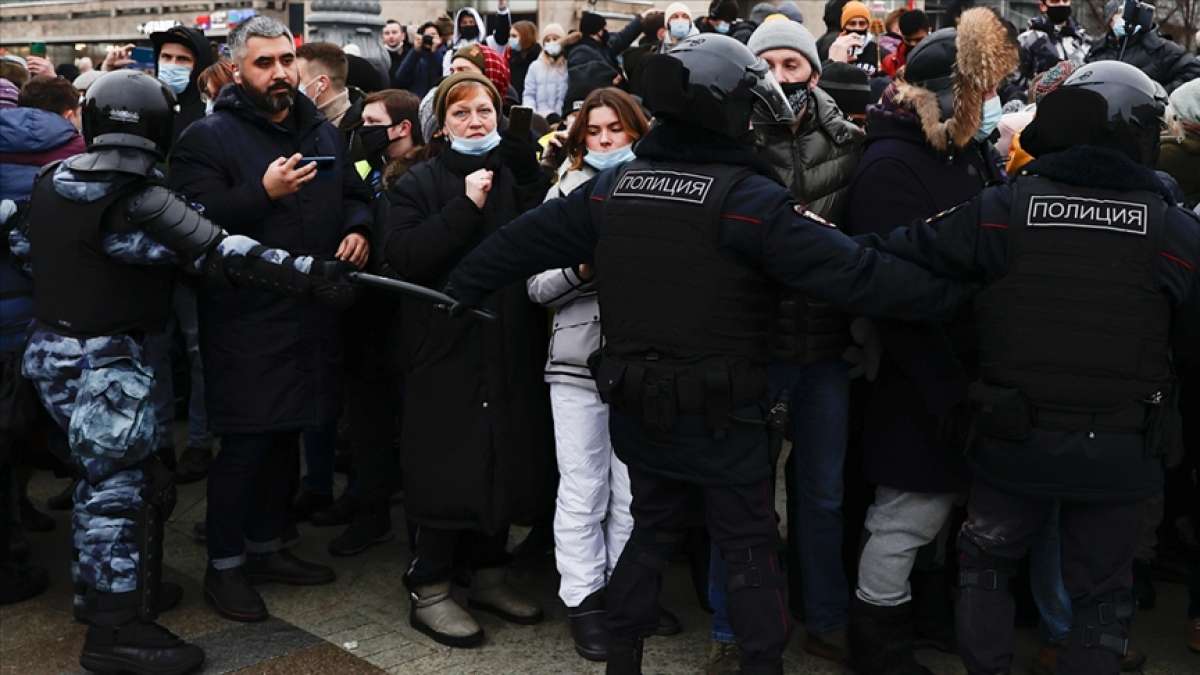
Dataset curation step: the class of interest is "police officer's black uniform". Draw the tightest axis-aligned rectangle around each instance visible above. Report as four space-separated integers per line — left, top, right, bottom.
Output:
442 35 981 675
866 61 1200 675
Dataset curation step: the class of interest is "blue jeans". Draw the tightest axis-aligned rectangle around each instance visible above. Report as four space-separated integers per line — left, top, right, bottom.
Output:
1030 502 1073 643
302 422 338 496
709 359 851 640
146 285 211 450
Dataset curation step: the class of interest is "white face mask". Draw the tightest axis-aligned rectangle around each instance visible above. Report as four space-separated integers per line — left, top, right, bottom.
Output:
544 41 562 57
448 128 501 156
669 19 691 40
584 144 636 171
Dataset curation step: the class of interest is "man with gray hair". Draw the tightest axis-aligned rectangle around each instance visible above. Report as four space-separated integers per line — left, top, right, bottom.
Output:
169 15 374 623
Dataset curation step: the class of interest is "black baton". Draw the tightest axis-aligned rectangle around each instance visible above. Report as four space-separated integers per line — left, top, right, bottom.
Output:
346 272 497 321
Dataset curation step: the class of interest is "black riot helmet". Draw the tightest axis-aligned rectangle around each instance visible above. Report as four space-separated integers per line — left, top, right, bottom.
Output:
82 70 178 157
637 33 793 138
1022 60 1166 166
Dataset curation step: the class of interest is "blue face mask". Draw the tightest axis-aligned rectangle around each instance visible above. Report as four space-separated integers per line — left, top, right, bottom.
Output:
449 128 501 156
584 144 636 171
157 63 192 95
1112 16 1127 38
975 96 1003 143
714 21 731 34
669 19 691 40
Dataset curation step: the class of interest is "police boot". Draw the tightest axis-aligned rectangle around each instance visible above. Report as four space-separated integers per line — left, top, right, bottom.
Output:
468 567 544 624
566 588 609 661
408 581 483 648
1060 591 1134 675
605 638 643 675
1131 559 1156 610
911 568 956 653
0 562 48 605
848 597 933 675
79 591 204 675
956 539 1018 675
75 582 182 623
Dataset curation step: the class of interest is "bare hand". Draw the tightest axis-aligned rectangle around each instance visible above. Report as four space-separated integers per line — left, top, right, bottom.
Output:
577 263 593 281
262 154 318 200
829 34 865 64
465 168 493 209
26 55 54 78
336 233 370 269
102 44 135 71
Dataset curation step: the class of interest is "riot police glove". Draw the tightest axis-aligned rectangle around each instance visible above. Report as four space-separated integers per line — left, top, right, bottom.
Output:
843 317 881 381
309 259 358 310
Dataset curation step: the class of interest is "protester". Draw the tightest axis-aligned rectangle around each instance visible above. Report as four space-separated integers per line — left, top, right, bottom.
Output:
442 1 512 76
168 16 372 624
881 9 929 77
828 1 882 75
819 62 872 124
196 60 235 110
522 23 567 121
72 69 102 95
1017 0 1089 85
381 19 409 86
1159 77 1200 208
817 0 851 61
380 72 551 648
620 11 666 94
697 0 755 43
526 87 649 662
297 42 362 131
841 10 1017 673
449 43 511 104
1087 0 1200 93
395 21 446 99
151 26 214 141
507 20 540 99
565 10 645 74
662 3 700 51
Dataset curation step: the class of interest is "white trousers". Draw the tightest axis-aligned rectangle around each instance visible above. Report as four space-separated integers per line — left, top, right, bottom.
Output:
856 487 957 606
550 382 634 607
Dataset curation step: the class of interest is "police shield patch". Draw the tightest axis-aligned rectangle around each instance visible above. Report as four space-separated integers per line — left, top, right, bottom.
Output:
612 170 714 205
1026 196 1148 235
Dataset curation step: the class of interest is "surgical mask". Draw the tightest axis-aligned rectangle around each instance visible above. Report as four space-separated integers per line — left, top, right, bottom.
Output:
714 21 731 34
544 41 562 57
459 24 480 41
669 19 691 40
299 79 324 102
157 63 191 95
449 128 501 156
1046 5 1072 24
360 124 395 165
584 144 636 171
1112 16 1126 38
780 82 811 117
204 99 215 115
975 96 1002 142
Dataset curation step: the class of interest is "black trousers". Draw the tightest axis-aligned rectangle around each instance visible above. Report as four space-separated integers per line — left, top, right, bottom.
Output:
606 465 790 670
405 525 510 588
957 479 1140 675
207 432 297 562
346 369 400 506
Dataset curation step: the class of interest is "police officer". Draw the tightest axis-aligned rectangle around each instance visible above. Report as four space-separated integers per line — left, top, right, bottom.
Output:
861 61 1198 675
442 35 979 675
12 70 354 675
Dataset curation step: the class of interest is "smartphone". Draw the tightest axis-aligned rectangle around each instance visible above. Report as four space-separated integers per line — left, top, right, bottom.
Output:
507 105 533 140
299 156 337 171
423 34 434 48
30 42 46 57
131 46 156 73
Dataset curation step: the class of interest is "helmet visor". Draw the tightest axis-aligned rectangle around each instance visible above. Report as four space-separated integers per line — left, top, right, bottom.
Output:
748 64 795 127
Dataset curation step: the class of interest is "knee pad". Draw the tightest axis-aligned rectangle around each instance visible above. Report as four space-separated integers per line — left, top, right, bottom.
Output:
957 537 1018 592
1071 590 1134 656
723 545 785 594
625 528 684 573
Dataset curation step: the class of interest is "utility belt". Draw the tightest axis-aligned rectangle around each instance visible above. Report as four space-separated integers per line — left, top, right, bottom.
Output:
968 381 1181 457
590 351 768 438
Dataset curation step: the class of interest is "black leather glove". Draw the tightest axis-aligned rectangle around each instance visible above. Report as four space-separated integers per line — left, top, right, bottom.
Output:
309 259 358 310
443 282 479 319
496 130 540 182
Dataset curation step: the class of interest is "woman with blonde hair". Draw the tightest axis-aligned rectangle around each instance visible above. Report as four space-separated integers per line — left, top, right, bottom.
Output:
522 23 568 121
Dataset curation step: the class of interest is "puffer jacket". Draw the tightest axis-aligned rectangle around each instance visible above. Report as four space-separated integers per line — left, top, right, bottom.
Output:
1018 16 1089 80
753 86 864 218
1087 27 1200 93
522 56 569 119
527 163 599 389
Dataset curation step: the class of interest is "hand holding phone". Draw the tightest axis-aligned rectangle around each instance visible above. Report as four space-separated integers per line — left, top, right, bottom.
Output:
507 105 533 141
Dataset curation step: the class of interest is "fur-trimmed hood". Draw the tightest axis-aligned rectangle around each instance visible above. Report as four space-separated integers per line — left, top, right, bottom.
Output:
893 8 1018 153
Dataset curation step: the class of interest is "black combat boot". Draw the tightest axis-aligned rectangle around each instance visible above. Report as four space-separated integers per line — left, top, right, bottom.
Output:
79 590 204 675
567 588 609 661
606 638 643 675
849 597 934 675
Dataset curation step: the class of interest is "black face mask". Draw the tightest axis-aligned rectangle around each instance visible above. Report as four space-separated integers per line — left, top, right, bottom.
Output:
1046 5 1072 24
845 28 868 36
359 124 394 167
780 81 811 117
459 24 480 41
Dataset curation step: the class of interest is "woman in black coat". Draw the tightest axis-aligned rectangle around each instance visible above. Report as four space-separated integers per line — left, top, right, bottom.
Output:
381 72 553 648
506 20 541 100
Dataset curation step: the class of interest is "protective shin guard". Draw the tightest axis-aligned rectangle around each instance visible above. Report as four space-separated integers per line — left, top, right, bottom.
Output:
136 457 176 621
723 545 789 672
1060 591 1133 675
956 537 1018 675
606 529 682 640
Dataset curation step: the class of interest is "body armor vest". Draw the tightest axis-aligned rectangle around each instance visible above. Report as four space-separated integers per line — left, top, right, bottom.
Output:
973 175 1172 432
590 160 776 433
28 167 173 337
770 291 850 364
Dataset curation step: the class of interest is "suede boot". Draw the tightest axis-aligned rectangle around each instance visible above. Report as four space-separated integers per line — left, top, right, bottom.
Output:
409 582 483 648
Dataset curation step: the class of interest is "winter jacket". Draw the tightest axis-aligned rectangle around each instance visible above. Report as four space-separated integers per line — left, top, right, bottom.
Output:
527 163 600 389
381 146 553 532
1018 16 1090 80
168 84 373 434
564 17 644 74
508 44 541 99
1158 132 1200 209
843 104 1003 494
1087 28 1200 93
522 56 569 119
153 26 214 143
395 45 447 99
752 87 863 219
442 7 512 76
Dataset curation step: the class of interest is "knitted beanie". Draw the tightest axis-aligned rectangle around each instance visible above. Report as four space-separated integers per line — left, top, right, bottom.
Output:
819 62 872 115
433 71 501 126
841 1 871 28
748 14 821 75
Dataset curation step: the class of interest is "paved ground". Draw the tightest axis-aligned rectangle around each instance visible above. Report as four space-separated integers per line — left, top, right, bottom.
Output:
3 463 1197 674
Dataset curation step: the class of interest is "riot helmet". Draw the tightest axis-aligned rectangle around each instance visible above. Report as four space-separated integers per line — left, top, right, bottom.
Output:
82 70 177 157
1022 60 1166 166
638 33 793 138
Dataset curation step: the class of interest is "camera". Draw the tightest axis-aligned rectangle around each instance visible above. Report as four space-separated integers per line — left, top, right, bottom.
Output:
423 34 434 48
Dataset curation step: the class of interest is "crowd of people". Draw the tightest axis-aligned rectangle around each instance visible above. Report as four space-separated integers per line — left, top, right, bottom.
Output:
0 1 1198 674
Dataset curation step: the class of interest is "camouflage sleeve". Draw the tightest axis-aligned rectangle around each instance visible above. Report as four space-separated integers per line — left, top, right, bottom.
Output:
6 211 33 275
214 234 314 273
101 230 180 266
